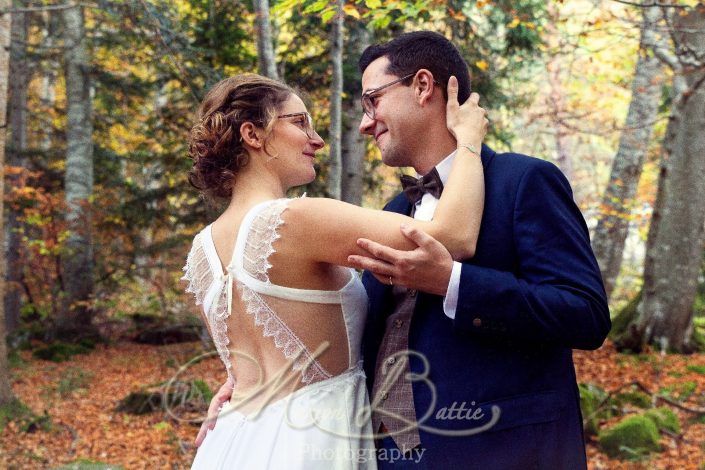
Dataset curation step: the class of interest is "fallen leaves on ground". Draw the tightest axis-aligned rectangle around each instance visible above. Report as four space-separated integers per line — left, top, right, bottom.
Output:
2 340 704 468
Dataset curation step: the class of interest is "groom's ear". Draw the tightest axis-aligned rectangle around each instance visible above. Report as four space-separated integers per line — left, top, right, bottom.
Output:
415 69 436 107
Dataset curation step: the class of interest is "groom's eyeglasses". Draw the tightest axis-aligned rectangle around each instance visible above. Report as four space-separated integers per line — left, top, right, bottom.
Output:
360 72 416 120
277 112 317 139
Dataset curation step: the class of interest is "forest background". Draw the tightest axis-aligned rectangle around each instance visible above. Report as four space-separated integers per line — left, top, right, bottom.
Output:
1 0 705 468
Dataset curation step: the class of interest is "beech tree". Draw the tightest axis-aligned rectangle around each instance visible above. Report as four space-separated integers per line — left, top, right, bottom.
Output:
617 5 705 353
592 6 664 299
254 0 278 79
0 0 16 406
58 5 95 339
341 20 370 205
326 0 344 199
4 0 28 334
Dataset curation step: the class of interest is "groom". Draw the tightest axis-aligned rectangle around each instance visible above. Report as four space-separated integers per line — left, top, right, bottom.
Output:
344 31 610 469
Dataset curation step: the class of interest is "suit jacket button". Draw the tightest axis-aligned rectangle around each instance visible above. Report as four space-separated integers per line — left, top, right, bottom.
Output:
394 319 403 328
473 318 482 328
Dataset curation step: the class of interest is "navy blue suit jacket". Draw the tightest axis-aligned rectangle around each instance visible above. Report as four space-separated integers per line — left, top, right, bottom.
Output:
362 145 610 469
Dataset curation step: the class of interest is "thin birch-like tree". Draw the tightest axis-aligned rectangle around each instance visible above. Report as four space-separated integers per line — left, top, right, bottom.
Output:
58 4 95 339
4 0 29 334
327 0 344 199
0 0 17 406
254 0 278 79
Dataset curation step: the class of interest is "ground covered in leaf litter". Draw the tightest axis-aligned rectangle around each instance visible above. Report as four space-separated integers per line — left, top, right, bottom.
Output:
2 340 704 469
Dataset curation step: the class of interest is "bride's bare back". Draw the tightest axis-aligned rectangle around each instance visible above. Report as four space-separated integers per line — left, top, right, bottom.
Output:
184 198 365 415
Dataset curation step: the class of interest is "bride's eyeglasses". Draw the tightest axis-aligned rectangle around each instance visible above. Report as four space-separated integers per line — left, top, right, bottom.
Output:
277 112 317 139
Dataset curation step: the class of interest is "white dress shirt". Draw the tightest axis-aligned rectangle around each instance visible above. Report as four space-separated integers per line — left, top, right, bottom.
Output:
411 152 462 319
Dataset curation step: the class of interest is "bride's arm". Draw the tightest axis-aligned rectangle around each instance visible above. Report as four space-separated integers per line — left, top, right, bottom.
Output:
282 77 487 265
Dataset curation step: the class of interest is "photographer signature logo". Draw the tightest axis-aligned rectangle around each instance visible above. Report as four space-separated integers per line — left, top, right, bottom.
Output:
163 346 500 440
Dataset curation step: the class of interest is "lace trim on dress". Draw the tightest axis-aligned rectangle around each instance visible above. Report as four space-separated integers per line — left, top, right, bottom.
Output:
236 197 332 384
208 278 235 383
238 285 331 384
242 198 287 283
181 233 212 307
182 196 332 386
182 233 235 383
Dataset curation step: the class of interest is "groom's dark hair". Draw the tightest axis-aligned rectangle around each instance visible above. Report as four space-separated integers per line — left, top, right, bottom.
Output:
359 31 472 104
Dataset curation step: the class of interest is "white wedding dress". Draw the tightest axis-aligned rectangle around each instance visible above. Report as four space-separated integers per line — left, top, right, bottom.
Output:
182 198 377 469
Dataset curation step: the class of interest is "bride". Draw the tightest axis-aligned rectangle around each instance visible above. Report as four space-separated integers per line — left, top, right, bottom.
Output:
181 72 487 469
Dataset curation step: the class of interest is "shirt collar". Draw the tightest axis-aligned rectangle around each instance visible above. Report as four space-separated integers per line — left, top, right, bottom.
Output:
416 150 457 186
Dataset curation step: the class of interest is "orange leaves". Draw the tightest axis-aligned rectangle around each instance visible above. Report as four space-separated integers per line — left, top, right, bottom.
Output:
2 342 219 467
3 340 705 467
576 342 705 469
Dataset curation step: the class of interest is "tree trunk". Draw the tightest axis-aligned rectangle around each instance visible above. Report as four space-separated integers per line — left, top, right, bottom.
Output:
58 5 95 340
544 1 572 182
546 61 572 181
592 7 664 299
620 7 705 353
341 104 365 204
0 0 17 406
327 0 344 200
341 21 370 205
39 8 59 152
4 0 29 335
253 0 278 80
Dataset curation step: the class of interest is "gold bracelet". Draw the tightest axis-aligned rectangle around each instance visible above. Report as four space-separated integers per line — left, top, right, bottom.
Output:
458 143 481 158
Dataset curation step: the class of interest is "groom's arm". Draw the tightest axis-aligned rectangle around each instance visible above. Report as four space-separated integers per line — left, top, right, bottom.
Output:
450 160 610 350
351 160 610 351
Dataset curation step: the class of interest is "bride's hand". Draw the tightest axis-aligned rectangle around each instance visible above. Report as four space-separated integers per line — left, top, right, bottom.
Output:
445 76 488 148
195 376 234 447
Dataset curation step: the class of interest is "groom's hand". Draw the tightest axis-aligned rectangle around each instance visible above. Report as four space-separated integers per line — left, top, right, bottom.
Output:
348 225 453 296
195 376 234 447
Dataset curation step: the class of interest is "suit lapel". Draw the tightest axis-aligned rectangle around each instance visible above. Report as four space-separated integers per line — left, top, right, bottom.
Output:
480 144 496 170
385 192 413 216
367 147 496 312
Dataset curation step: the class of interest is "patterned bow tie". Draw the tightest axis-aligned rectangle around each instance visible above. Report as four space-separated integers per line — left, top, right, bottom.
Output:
400 168 444 205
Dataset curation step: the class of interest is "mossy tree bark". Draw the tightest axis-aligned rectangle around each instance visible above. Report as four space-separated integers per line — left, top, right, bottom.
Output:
341 20 370 206
618 6 705 353
591 6 664 299
57 5 96 340
0 0 17 405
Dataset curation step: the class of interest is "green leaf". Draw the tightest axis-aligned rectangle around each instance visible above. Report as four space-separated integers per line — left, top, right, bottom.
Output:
374 14 392 29
272 0 302 14
304 0 330 14
321 7 337 22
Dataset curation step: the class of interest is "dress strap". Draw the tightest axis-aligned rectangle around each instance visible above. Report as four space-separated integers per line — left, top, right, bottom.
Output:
229 197 333 384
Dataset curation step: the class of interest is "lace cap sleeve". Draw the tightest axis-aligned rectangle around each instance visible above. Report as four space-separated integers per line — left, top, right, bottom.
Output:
234 196 331 384
237 198 293 282
181 232 214 308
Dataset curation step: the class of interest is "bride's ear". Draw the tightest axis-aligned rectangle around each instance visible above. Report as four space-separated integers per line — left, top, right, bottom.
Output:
240 122 262 149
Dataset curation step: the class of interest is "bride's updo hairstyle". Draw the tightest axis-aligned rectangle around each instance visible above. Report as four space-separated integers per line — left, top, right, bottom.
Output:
188 73 293 201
